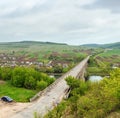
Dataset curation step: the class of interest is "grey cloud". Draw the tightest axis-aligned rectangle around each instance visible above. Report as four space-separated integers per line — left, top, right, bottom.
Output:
0 0 56 18
0 0 120 45
84 0 120 13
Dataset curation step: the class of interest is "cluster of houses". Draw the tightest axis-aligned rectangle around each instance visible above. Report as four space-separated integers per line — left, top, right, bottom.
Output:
0 53 43 67
0 53 69 68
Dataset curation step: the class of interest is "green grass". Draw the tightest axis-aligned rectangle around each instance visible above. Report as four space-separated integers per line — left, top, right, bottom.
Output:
94 49 120 65
0 81 38 102
98 49 120 57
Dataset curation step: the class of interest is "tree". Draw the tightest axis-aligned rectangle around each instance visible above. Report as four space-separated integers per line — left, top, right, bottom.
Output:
24 76 36 89
1 67 12 80
54 65 63 73
11 67 26 87
36 80 48 90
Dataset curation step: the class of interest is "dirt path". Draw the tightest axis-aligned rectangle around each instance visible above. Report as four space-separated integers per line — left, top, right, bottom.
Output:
0 80 30 118
0 101 31 118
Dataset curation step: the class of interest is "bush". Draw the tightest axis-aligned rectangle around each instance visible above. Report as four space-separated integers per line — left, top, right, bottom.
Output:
66 76 89 96
36 80 48 90
24 76 36 89
11 67 26 87
0 67 12 80
0 66 55 90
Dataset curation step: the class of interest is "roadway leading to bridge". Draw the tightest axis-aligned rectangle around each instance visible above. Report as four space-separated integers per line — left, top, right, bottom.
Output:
11 56 89 118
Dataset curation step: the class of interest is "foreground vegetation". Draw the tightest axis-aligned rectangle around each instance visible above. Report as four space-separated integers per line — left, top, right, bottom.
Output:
0 67 55 102
44 68 120 118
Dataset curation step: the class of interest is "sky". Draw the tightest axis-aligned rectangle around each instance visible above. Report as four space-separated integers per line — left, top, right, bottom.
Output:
0 0 120 45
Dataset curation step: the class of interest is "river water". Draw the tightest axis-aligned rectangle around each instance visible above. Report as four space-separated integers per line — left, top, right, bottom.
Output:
89 76 103 82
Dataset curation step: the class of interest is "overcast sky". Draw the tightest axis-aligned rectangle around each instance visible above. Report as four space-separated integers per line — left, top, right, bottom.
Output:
0 0 120 45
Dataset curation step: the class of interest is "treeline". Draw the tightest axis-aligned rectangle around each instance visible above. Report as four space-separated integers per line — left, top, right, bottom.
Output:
39 54 86 73
0 67 55 90
44 68 120 118
38 64 74 74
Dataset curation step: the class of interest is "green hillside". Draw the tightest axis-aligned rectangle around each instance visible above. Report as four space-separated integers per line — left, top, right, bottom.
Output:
0 41 89 63
81 42 120 49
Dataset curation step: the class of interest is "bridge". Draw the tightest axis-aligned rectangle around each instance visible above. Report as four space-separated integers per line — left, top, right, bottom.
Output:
11 56 89 118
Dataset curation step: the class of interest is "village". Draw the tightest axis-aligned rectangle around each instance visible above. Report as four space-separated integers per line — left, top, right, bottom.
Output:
0 53 69 69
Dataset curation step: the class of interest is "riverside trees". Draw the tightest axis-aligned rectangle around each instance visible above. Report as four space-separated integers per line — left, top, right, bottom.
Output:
0 67 55 90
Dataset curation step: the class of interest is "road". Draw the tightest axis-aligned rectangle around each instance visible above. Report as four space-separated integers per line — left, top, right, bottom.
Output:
10 56 89 118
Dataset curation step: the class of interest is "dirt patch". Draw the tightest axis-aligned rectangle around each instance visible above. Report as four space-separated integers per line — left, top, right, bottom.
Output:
0 101 31 118
107 112 120 118
0 80 6 85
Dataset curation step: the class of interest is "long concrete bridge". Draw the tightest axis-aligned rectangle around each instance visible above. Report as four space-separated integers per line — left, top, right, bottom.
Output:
11 56 89 118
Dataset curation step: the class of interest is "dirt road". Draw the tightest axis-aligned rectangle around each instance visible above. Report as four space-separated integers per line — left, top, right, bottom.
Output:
0 101 30 118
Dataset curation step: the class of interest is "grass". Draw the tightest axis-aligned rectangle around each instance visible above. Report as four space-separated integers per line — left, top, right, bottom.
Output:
86 48 120 77
94 49 120 66
98 49 120 57
0 81 38 102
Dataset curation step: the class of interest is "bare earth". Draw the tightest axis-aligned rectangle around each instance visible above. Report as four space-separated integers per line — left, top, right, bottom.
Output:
0 101 30 118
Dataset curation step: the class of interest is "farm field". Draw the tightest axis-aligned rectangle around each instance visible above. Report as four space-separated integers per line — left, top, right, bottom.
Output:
0 41 89 64
86 48 120 77
96 48 120 65
98 49 120 57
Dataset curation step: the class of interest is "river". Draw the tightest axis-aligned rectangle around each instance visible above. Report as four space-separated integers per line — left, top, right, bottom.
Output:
89 76 103 82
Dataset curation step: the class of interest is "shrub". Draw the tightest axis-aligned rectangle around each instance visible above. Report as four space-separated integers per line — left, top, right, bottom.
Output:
36 80 48 90
0 67 12 80
11 67 26 87
24 76 36 89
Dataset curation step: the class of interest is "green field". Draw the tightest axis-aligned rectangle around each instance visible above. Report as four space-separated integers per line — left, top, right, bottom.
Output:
0 41 88 62
86 48 120 77
0 81 38 102
98 49 120 57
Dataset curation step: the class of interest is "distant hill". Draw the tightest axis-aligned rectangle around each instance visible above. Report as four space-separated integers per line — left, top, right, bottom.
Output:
0 41 68 50
81 42 120 49
101 42 120 48
81 44 100 48
0 41 119 49
0 41 67 46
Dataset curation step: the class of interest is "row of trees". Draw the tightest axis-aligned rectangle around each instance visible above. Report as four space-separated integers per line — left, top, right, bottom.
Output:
45 68 120 118
38 64 73 74
0 67 55 90
38 54 86 74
